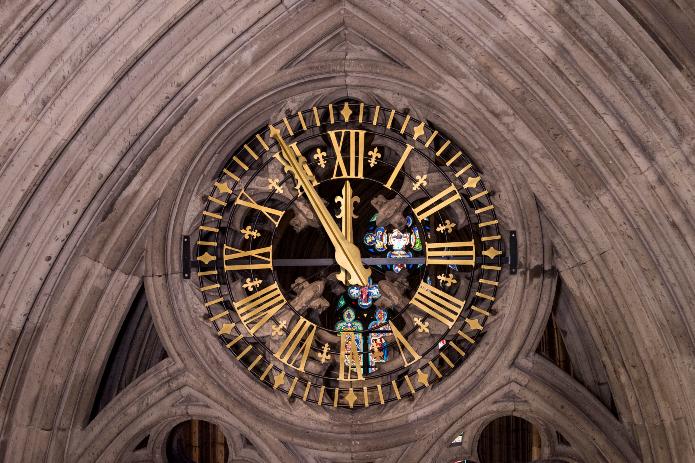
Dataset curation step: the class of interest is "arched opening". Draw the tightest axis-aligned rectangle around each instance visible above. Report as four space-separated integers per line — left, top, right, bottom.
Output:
166 420 229 463
477 416 541 463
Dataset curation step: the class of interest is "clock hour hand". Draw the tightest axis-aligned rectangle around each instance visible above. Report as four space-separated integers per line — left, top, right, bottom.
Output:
335 181 361 282
270 129 371 286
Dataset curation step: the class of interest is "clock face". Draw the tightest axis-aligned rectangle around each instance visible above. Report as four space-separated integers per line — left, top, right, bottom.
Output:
195 101 503 408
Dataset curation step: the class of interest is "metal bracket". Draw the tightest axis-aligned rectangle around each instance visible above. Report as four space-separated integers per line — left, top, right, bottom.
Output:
182 235 191 279
509 230 517 274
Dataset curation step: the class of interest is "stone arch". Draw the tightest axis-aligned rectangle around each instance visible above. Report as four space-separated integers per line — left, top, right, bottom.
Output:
1 1 694 462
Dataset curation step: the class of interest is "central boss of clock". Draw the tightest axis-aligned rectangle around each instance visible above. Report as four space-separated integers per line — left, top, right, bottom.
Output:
195 101 503 408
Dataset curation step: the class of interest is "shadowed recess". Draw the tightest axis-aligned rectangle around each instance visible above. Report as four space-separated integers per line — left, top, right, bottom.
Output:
90 285 168 420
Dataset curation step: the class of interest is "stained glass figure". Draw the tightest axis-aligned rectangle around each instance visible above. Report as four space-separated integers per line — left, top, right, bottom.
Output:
335 308 364 370
367 308 391 371
362 215 426 273
347 282 381 309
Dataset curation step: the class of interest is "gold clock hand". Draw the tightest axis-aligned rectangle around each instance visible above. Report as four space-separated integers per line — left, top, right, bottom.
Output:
270 129 371 286
335 181 361 284
335 181 359 243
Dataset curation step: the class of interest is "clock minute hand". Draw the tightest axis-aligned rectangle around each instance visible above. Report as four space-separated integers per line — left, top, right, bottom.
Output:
270 129 371 286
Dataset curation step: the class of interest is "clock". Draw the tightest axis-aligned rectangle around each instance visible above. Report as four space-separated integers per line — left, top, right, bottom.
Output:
195 100 503 408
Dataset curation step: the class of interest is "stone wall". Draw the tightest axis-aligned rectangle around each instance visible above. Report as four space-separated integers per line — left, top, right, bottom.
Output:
1 1 694 461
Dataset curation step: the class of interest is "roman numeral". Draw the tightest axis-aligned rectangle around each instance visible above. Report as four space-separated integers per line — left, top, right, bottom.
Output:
274 317 316 372
338 331 364 381
223 245 272 271
384 144 413 189
412 184 461 221
388 321 421 367
233 283 286 334
426 241 475 266
328 129 366 179
411 282 465 329
235 189 284 226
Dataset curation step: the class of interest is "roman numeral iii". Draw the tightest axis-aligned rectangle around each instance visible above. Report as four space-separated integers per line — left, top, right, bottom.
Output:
426 241 475 266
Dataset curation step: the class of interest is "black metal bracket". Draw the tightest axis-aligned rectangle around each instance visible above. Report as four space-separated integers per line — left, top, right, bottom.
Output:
182 235 191 279
509 230 517 274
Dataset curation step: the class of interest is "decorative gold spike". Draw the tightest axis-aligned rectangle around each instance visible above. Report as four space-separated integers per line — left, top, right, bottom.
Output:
340 102 352 122
463 176 481 189
465 318 484 330
416 369 430 387
345 388 357 408
412 121 425 140
215 181 233 194
273 371 285 389
482 246 502 259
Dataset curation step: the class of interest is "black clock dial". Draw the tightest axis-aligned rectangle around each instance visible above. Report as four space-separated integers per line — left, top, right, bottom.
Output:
195 100 503 407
